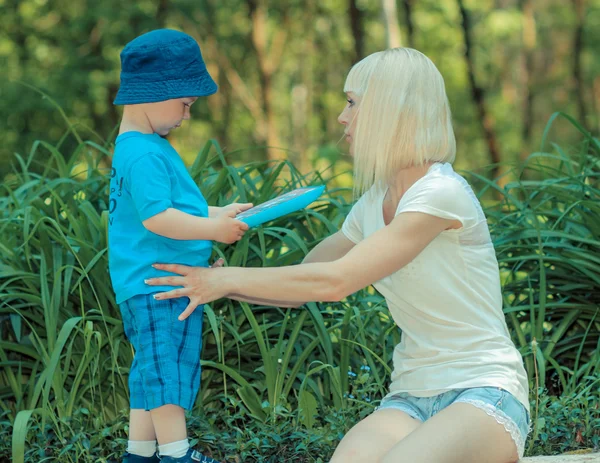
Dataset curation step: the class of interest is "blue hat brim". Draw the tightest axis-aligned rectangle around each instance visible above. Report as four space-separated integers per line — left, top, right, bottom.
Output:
113 72 217 105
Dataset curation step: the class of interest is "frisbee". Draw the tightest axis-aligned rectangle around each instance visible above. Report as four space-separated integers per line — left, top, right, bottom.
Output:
236 185 325 228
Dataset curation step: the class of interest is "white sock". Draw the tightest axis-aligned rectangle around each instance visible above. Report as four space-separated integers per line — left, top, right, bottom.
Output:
127 440 157 457
158 439 190 458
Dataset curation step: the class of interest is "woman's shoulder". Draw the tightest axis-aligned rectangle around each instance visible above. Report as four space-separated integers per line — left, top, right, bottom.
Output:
403 163 469 201
423 162 468 188
401 163 483 225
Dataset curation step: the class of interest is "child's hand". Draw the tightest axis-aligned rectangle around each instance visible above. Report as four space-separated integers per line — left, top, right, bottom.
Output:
213 209 249 244
217 203 254 217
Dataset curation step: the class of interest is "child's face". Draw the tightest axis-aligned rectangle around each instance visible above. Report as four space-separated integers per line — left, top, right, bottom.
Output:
144 97 198 136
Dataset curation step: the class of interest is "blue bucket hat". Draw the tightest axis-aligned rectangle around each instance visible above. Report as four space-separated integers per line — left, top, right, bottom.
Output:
113 29 217 105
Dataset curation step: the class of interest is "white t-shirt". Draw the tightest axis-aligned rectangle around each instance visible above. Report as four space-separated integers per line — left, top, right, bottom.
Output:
341 162 530 412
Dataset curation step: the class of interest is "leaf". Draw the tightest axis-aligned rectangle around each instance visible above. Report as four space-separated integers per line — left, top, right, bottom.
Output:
298 389 318 429
12 408 45 463
237 385 268 423
10 314 22 343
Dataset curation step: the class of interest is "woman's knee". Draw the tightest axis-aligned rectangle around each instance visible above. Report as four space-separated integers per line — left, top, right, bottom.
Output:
329 409 421 463
329 446 363 463
330 437 379 463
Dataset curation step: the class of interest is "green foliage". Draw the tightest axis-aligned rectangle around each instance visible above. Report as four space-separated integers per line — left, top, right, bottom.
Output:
3 0 600 178
469 113 600 398
0 122 392 461
529 384 600 455
1 390 598 462
1 113 599 461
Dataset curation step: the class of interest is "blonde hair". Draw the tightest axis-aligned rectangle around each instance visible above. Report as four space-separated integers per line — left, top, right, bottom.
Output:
344 48 456 195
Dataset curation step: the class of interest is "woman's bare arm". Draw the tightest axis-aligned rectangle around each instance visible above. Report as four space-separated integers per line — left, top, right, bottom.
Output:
222 230 357 307
301 230 356 264
147 212 458 319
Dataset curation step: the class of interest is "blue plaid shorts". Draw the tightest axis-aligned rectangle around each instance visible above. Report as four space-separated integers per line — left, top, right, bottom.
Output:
119 293 204 411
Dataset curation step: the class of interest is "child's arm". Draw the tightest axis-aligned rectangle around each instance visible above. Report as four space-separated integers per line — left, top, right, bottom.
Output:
143 208 248 244
127 154 252 243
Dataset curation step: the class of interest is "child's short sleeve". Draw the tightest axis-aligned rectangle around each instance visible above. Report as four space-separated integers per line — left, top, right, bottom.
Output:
127 154 173 221
398 176 479 227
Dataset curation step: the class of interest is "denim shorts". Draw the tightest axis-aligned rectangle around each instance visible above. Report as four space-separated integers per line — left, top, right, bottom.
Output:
119 293 204 411
376 387 530 458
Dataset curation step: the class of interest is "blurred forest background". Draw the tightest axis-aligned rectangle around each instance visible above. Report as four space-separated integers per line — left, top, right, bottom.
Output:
2 2 600 461
1 0 599 182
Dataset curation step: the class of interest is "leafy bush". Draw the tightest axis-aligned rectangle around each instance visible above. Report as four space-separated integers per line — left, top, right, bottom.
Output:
1 113 598 462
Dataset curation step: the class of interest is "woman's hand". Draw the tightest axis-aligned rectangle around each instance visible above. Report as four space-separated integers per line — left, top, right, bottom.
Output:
145 262 228 320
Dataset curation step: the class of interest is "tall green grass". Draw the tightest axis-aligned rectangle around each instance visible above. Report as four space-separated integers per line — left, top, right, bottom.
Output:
0 128 396 461
1 111 598 461
466 114 600 452
468 113 600 393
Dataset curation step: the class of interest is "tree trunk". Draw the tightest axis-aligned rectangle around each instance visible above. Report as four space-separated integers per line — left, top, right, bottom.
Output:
217 65 233 151
291 0 315 174
519 0 536 163
457 0 502 180
382 0 402 48
593 77 600 134
200 0 233 151
572 0 587 129
156 0 169 28
10 0 28 65
107 83 120 135
246 0 287 161
205 34 233 151
401 0 415 48
348 0 365 62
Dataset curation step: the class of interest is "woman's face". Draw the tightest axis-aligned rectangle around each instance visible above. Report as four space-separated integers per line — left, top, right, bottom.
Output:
338 92 360 155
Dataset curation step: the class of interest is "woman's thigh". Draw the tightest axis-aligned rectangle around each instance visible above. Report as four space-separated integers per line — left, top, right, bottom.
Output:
381 402 519 463
330 409 421 463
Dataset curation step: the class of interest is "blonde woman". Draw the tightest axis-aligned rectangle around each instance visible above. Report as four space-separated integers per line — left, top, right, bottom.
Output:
146 48 531 463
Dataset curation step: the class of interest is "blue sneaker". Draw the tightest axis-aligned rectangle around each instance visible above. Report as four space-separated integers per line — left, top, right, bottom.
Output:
123 453 160 463
158 449 223 462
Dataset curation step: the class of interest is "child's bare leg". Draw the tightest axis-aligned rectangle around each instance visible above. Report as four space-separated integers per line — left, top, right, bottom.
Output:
151 404 189 458
127 409 157 457
130 409 156 440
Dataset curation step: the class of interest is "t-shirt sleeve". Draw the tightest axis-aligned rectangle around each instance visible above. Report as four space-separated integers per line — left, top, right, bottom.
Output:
341 193 370 244
127 154 173 221
399 176 478 227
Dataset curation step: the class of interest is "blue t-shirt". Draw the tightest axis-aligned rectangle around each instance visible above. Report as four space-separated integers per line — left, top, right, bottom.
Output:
108 132 212 304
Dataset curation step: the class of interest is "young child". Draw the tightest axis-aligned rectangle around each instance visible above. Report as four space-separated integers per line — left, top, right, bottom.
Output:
109 29 249 463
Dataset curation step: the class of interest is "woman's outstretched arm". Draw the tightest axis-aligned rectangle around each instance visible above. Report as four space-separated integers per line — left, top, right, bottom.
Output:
302 230 356 263
146 212 459 319
212 230 358 308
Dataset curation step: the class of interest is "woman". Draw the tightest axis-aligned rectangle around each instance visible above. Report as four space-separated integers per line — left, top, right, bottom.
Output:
146 48 530 463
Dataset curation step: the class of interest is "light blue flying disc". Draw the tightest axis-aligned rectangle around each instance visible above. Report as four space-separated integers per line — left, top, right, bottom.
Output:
236 185 325 228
